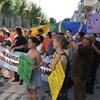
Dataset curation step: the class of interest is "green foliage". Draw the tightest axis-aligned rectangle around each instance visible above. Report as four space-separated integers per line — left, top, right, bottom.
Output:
1 0 15 18
0 0 49 28
40 13 49 25
50 17 56 24
63 18 70 21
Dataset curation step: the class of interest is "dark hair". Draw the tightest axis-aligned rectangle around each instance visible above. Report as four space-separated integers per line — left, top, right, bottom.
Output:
79 31 85 39
16 26 23 36
4 32 10 37
54 35 69 49
67 29 72 33
47 32 52 38
93 33 97 37
29 30 32 33
52 31 58 34
58 32 64 36
29 36 39 46
36 34 44 43
38 29 43 33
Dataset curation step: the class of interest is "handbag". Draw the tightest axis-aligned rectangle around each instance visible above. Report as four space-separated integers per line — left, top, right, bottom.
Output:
68 75 73 89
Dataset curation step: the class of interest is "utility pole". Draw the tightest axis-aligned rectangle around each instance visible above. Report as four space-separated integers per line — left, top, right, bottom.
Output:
24 8 29 28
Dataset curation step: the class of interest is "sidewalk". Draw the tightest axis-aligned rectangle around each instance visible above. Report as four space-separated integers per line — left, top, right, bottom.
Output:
0 76 100 100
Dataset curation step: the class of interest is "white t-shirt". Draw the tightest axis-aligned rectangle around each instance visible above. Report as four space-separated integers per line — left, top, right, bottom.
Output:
36 43 43 54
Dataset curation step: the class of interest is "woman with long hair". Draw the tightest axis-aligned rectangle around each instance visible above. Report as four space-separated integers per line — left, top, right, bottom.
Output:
36 34 45 55
9 26 25 84
51 35 70 100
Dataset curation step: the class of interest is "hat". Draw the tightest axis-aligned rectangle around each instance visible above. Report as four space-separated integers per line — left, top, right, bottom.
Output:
4 32 10 37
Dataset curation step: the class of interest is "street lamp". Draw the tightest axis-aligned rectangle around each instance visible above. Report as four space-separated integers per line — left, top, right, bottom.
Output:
24 8 29 28
37 17 40 26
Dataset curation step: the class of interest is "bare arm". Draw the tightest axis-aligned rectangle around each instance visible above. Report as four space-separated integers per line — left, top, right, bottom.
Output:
51 52 59 71
40 44 45 55
60 55 68 72
58 22 62 33
13 45 25 50
68 34 78 50
92 43 100 55
74 23 83 39
35 52 41 69
31 52 41 70
70 41 78 51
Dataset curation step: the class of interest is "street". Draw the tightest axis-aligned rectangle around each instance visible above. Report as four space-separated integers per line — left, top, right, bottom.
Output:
0 76 100 100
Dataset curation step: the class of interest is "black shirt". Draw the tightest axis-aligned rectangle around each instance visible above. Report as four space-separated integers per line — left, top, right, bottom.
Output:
93 40 100 63
12 36 25 52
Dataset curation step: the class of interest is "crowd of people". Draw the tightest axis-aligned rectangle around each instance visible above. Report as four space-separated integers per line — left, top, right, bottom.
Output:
0 22 100 100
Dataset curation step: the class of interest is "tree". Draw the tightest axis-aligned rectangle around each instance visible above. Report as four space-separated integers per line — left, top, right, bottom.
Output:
1 0 15 28
12 0 22 27
27 2 42 27
63 18 70 21
50 17 56 24
17 0 27 27
40 13 49 25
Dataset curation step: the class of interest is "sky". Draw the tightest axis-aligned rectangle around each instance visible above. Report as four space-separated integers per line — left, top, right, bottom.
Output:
29 0 80 22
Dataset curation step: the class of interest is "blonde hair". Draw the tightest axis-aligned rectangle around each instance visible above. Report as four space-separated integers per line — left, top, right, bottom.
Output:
53 35 69 49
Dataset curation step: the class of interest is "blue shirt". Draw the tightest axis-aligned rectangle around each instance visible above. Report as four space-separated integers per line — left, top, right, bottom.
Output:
48 41 56 56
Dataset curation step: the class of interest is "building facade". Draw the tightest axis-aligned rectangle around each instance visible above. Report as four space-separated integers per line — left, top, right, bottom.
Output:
71 0 100 25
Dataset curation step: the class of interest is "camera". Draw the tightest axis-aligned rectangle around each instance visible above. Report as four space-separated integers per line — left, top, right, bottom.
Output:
66 36 69 40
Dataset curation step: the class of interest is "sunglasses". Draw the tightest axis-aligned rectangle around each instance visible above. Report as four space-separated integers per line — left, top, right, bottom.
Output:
82 37 89 40
52 35 56 37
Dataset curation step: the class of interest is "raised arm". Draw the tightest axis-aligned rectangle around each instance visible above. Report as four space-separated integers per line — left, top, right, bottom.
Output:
74 23 83 39
92 42 100 55
69 34 78 50
58 22 62 33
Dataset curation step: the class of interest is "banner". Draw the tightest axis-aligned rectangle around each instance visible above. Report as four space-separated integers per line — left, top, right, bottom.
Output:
48 54 65 100
17 54 33 86
30 24 52 36
50 22 66 35
87 13 100 33
43 38 52 51
40 55 53 81
0 46 53 82
0 46 21 72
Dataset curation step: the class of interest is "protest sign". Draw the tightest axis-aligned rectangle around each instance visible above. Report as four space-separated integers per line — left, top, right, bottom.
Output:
17 54 33 86
0 46 19 72
87 13 100 33
43 38 52 51
48 54 65 100
40 55 53 81
0 46 53 82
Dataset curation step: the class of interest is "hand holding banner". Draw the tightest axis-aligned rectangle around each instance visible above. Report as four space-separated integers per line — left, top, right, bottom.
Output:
48 54 65 100
17 54 34 86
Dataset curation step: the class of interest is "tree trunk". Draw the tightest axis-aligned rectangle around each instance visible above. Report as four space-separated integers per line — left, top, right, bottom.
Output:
0 14 3 27
7 18 9 29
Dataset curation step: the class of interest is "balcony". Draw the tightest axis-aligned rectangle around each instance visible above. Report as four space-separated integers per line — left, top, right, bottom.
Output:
81 0 93 12
84 0 93 6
